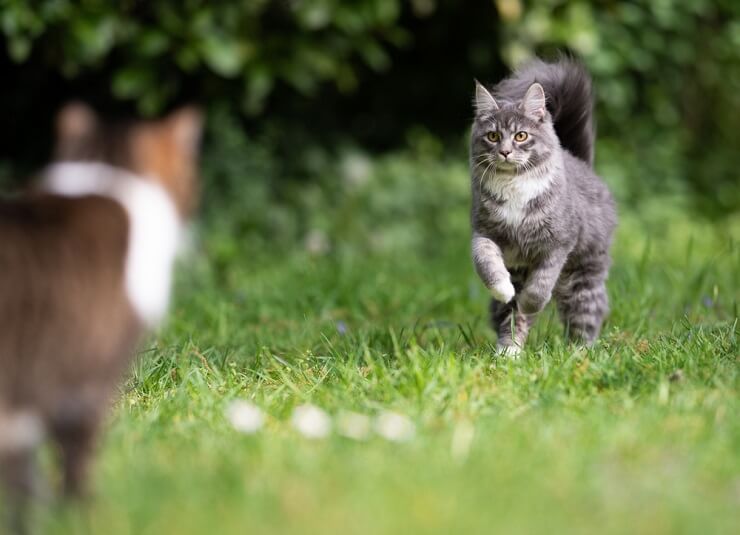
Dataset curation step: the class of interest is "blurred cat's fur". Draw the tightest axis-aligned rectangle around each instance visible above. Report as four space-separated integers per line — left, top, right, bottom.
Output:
470 58 616 355
0 103 201 528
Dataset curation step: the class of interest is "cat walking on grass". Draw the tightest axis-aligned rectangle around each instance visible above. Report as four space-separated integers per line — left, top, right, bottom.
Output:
470 58 617 356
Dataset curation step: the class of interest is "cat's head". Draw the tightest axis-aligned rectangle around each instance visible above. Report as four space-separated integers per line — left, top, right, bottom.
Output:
470 81 559 178
54 103 203 216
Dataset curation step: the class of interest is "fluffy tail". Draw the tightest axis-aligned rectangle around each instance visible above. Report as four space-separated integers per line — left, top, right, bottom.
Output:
495 57 595 166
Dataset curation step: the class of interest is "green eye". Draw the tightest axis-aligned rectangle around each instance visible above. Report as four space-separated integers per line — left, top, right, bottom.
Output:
486 131 500 143
514 131 528 142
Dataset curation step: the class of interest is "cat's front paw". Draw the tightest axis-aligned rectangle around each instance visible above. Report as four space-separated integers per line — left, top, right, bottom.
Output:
490 276 515 303
517 290 550 315
496 344 522 359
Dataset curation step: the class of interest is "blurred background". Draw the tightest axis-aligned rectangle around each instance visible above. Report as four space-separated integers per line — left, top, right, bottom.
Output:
2 4 738 532
1 0 738 247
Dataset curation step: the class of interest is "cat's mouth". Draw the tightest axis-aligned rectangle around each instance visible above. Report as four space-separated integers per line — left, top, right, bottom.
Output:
495 160 518 172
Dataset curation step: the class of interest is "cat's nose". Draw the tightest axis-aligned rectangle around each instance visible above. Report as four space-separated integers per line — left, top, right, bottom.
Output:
499 150 511 158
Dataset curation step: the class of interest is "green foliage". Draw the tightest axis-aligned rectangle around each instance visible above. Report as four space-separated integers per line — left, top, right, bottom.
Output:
0 0 406 114
0 0 737 213
198 109 468 268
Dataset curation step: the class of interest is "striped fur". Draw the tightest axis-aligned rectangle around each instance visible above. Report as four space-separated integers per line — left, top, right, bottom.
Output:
470 58 616 352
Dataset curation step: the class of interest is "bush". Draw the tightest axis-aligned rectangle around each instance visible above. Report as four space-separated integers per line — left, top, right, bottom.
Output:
1 0 737 214
0 0 406 114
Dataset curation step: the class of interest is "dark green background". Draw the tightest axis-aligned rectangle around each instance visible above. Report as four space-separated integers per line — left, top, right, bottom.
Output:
1 0 738 216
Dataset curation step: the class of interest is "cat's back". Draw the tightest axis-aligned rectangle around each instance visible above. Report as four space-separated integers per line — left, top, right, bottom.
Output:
562 152 612 204
0 192 138 407
0 193 130 278
561 151 617 243
1 192 127 230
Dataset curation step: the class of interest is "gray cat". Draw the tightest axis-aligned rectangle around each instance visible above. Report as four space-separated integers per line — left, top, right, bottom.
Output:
470 58 617 356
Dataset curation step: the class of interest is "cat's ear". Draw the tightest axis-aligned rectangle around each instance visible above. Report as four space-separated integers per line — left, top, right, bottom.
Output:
55 102 98 159
520 83 547 121
165 106 203 160
474 80 499 113
130 106 203 216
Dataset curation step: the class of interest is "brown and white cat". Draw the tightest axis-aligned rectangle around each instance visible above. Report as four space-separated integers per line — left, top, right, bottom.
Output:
0 103 202 512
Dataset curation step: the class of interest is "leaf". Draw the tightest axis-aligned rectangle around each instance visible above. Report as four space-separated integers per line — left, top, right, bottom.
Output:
200 34 246 78
8 35 31 61
112 65 153 99
71 15 117 63
242 67 274 115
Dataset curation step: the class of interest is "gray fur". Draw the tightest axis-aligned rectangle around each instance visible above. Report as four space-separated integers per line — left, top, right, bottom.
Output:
493 57 596 165
470 58 617 352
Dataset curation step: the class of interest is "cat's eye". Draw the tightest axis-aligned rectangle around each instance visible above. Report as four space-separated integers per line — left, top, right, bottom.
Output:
486 131 500 143
514 131 528 142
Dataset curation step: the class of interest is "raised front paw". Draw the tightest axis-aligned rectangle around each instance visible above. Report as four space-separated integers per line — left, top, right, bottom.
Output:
517 289 550 315
496 343 522 359
490 276 515 303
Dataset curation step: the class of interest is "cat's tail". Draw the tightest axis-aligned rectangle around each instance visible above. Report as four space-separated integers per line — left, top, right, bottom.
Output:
495 57 595 166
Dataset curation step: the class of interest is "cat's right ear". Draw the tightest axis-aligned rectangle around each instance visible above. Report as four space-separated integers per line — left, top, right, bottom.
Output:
165 106 203 162
55 102 98 160
474 80 499 114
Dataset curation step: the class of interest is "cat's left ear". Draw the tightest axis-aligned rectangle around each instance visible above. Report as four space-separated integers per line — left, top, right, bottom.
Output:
55 102 98 159
474 80 499 113
521 83 547 121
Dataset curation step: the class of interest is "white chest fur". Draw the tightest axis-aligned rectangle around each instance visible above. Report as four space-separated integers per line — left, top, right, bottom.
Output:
41 162 182 328
481 157 560 227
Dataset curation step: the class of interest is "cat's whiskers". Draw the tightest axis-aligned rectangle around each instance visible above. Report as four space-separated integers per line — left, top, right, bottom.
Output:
477 158 498 197
472 152 497 194
482 159 499 192
482 159 497 182
518 160 533 174
473 156 492 171
472 154 492 170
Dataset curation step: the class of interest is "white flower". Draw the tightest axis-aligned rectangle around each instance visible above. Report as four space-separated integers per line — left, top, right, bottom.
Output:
336 411 372 441
292 404 332 439
375 411 415 443
226 400 264 434
304 230 330 255
340 152 372 188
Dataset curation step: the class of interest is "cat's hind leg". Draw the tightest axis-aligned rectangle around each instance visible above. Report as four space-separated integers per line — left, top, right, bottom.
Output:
49 401 100 498
490 299 532 357
0 409 44 535
555 261 609 345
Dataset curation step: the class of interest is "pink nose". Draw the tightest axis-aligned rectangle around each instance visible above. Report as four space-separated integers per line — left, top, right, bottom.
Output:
499 150 511 158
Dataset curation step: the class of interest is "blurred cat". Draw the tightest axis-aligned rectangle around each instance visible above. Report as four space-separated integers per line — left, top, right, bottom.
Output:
0 103 202 520
470 58 617 356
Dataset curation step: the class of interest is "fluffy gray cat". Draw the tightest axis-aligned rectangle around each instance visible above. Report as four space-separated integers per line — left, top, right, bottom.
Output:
470 58 617 356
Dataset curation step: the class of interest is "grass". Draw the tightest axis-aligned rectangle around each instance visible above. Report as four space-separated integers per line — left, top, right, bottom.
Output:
34 152 740 534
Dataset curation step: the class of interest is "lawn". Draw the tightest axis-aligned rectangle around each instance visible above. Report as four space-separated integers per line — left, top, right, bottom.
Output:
40 152 738 534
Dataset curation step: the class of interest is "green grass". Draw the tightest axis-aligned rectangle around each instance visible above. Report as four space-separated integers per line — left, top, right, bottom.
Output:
38 153 740 534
